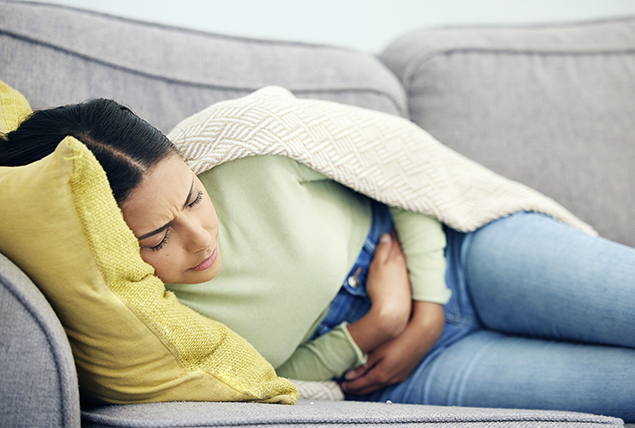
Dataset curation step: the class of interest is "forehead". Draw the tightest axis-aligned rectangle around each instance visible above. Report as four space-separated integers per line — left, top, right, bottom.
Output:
120 155 193 234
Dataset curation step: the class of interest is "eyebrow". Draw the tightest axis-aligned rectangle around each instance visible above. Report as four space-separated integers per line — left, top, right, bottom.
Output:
136 180 195 241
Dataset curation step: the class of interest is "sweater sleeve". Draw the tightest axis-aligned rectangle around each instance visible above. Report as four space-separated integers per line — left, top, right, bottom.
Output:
275 322 366 381
390 207 451 304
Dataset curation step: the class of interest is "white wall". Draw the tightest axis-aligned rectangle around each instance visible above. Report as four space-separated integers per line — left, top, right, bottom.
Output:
25 0 635 52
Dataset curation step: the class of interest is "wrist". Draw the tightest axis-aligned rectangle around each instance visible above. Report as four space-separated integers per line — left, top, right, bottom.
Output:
409 300 445 339
368 301 410 339
347 303 409 354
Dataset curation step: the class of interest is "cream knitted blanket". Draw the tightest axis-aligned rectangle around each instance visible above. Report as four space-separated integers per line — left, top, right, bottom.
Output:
168 86 595 235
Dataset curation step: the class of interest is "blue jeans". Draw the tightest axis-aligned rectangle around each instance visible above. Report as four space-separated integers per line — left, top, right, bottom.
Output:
320 208 635 421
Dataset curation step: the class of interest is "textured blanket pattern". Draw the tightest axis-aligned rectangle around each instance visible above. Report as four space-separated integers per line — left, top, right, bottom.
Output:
168 87 595 235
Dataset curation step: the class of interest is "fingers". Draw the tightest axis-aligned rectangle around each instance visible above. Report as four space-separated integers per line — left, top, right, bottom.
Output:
386 233 405 263
343 362 370 382
383 236 406 271
341 365 388 396
372 229 407 267
341 354 386 394
373 233 393 264
340 339 415 395
343 348 382 382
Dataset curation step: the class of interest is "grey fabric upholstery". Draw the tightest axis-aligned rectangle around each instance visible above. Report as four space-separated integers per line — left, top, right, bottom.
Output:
81 400 623 428
381 17 635 247
0 1 632 427
0 253 80 428
0 1 407 135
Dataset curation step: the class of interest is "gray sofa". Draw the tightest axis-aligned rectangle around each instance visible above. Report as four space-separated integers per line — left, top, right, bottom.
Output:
1 2 633 427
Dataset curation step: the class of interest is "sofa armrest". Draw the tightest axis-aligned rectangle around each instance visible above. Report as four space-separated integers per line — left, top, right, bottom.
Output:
0 252 80 428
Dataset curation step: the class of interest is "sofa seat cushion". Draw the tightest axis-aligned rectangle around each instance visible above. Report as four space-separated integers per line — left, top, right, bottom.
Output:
81 399 624 428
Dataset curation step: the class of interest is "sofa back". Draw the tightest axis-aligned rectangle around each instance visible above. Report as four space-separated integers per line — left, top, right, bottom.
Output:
381 17 635 247
0 1 407 134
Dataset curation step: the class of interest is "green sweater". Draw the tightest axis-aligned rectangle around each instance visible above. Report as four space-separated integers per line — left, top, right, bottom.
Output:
166 155 450 381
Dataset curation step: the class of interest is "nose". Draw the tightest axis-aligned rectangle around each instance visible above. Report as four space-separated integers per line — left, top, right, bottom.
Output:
183 218 213 253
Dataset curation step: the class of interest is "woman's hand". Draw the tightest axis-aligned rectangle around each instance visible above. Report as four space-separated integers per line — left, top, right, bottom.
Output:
341 301 445 396
366 231 412 332
346 232 412 353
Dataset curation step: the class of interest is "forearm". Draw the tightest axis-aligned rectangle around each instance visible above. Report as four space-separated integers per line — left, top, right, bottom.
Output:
347 298 443 357
403 300 445 355
348 232 411 354
346 304 409 354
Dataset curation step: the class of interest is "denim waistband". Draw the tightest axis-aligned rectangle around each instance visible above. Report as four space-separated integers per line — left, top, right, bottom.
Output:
310 201 394 340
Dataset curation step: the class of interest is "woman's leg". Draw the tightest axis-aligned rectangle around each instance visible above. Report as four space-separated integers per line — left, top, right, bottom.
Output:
465 212 635 348
418 330 635 422
356 212 635 421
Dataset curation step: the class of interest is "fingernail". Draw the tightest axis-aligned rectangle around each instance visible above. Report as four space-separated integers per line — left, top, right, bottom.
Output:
380 234 391 243
344 370 355 380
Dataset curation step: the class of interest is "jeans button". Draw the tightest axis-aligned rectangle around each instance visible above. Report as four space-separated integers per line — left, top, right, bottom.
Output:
348 276 360 288
347 267 362 288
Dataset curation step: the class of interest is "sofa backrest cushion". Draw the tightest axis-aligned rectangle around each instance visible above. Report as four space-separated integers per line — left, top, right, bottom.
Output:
0 1 407 135
381 17 635 247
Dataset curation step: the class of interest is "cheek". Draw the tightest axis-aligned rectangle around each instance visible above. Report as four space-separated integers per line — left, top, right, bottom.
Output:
140 250 182 282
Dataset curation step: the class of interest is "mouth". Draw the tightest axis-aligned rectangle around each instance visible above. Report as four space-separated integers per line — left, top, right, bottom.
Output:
190 247 218 272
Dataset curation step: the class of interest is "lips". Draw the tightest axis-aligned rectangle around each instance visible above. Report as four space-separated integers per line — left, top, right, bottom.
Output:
191 247 218 272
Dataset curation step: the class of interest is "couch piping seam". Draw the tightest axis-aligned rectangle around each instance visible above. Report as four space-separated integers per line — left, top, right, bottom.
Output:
402 46 635 89
78 412 621 428
421 15 635 32
7 0 358 51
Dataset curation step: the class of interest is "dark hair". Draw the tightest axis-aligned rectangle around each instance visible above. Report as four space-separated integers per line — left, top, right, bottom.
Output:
0 98 178 204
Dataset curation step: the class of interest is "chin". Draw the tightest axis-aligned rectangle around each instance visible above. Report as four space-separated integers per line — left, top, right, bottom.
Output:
186 271 219 284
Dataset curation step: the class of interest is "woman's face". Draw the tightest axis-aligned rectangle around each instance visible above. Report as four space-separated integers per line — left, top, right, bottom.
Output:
120 154 221 284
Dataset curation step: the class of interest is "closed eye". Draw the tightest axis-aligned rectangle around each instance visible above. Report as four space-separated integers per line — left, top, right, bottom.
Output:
188 190 203 208
149 230 170 252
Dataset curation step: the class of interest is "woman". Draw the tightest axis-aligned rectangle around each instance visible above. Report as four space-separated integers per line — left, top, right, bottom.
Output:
1 98 634 421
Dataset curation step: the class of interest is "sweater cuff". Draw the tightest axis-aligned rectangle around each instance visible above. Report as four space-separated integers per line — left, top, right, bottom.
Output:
274 322 367 381
323 322 368 378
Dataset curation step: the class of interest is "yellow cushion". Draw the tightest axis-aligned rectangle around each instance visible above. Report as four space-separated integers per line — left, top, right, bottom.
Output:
0 81 297 404
0 80 31 133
